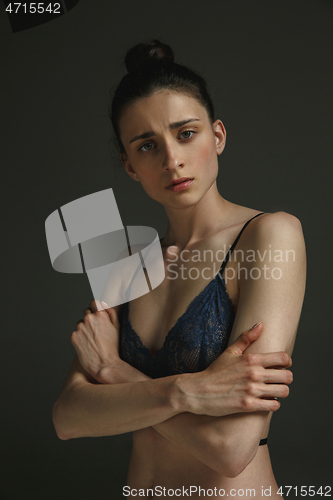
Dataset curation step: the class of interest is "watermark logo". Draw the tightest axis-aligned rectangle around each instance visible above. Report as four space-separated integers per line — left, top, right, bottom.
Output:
164 245 295 283
3 1 80 33
45 188 165 309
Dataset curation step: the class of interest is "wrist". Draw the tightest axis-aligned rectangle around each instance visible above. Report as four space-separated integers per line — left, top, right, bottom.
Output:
96 358 126 384
170 372 200 414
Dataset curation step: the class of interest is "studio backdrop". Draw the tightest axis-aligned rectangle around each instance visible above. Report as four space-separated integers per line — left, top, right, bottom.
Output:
1 0 332 498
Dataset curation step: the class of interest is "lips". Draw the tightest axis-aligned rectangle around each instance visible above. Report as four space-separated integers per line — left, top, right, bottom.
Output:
166 177 194 188
166 178 194 192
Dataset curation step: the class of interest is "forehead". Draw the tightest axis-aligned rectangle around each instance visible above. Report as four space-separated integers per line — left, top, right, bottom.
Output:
119 90 209 140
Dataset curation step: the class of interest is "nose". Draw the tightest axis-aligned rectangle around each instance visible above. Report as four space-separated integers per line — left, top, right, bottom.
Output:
162 140 184 171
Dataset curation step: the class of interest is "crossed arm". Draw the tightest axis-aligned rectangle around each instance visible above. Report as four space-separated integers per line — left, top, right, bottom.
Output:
52 212 306 477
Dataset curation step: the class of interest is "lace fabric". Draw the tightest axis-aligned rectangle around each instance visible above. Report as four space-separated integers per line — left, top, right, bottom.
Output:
119 213 265 379
119 272 235 378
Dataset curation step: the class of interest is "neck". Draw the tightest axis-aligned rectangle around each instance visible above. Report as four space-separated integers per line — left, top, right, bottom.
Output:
162 181 232 250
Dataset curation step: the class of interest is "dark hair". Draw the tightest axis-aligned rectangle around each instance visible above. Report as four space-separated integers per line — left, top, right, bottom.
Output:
110 39 215 153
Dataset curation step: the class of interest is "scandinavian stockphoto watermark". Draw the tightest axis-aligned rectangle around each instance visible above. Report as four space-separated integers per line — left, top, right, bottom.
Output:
165 246 296 282
45 188 297 308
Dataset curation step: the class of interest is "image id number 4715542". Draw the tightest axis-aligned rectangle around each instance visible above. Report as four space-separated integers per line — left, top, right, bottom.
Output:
5 3 61 14
277 486 331 497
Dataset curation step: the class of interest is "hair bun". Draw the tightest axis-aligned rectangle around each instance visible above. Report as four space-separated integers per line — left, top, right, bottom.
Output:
124 39 174 73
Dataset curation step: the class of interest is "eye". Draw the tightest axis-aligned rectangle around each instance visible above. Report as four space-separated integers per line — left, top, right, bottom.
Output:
139 142 155 152
179 130 196 139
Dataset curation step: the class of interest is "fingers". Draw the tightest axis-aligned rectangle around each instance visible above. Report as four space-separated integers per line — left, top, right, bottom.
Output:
242 363 293 384
227 322 264 355
81 300 119 329
87 299 110 315
75 306 94 330
90 299 112 314
99 301 120 329
260 399 281 412
239 367 292 413
261 368 293 385
260 383 290 399
239 381 290 413
245 351 292 369
108 307 120 330
78 306 96 328
242 397 281 413
89 300 100 313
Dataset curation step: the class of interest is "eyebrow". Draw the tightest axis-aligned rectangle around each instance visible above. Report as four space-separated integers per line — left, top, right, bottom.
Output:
129 118 201 144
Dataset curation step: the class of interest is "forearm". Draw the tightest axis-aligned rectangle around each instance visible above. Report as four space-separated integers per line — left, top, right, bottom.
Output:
100 359 243 474
153 412 234 473
169 411 270 477
52 370 185 440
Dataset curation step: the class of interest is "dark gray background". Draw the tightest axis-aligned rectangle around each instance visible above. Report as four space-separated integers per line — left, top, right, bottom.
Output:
1 0 332 498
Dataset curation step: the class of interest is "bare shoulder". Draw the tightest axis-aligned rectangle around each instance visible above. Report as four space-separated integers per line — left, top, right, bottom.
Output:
255 211 302 230
235 211 307 294
242 211 305 249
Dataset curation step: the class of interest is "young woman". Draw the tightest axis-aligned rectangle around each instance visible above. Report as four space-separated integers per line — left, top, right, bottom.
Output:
52 40 306 499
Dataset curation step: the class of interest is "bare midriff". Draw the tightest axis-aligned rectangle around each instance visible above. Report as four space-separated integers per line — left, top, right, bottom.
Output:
126 427 281 499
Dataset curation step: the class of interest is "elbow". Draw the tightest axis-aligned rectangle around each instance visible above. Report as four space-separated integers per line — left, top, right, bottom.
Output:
203 434 257 478
217 459 253 479
52 399 77 441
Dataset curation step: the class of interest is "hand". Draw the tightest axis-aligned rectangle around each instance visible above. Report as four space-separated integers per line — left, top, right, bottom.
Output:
183 322 293 417
71 300 121 383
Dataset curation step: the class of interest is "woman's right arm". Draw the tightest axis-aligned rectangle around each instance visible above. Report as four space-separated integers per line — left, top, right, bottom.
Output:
52 316 289 441
52 352 189 440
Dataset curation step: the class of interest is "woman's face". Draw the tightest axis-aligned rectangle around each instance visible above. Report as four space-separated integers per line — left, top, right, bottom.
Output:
119 90 226 207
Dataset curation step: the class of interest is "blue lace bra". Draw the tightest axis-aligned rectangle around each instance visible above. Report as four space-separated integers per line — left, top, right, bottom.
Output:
119 213 265 379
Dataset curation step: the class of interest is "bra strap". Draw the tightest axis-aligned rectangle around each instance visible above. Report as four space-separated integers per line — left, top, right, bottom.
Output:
220 212 265 275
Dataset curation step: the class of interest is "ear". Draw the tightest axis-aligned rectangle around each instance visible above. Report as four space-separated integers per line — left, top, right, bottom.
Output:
213 120 226 155
120 153 140 182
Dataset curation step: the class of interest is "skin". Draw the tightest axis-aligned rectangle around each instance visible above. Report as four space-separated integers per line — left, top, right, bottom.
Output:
53 90 306 498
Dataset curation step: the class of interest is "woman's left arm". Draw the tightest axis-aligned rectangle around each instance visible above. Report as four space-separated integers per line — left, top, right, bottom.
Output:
154 211 306 476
